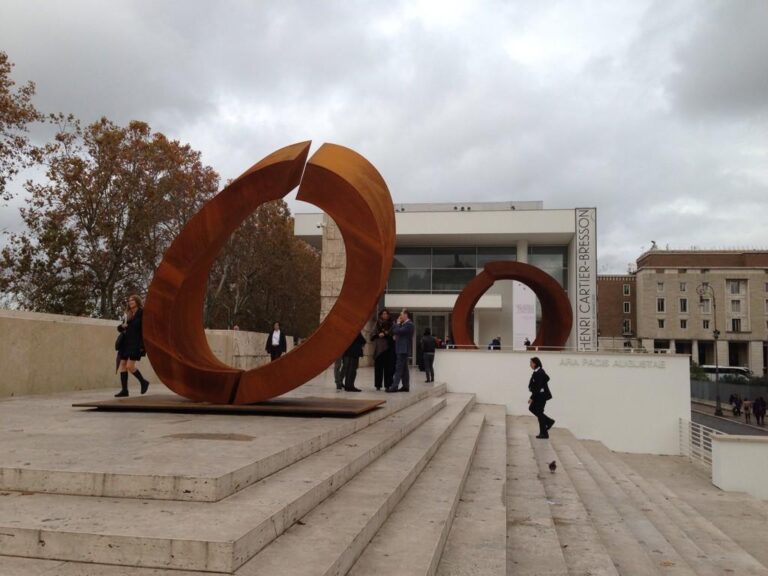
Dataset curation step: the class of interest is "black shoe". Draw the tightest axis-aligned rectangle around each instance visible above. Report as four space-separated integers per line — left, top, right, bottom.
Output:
535 434 549 439
546 419 555 431
114 389 129 398
399 388 410 392
385 387 398 393
140 380 150 395
344 387 362 392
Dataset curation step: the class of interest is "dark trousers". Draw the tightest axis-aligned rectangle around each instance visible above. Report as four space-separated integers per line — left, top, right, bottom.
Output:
341 356 360 389
374 350 394 389
423 352 435 382
392 353 410 391
270 351 283 361
529 399 554 437
334 357 344 389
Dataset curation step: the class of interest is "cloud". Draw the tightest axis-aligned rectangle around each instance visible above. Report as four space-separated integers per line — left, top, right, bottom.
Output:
1 0 767 272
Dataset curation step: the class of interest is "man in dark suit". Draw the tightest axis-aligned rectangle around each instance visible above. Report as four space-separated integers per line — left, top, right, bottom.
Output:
387 309 414 393
265 321 287 361
528 356 555 438
341 332 366 392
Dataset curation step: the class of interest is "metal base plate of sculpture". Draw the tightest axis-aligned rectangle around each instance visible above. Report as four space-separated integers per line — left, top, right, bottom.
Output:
451 261 573 350
143 142 395 405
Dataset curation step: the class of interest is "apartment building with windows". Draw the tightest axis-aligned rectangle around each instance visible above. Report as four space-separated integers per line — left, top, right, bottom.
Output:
596 275 638 350
634 250 768 375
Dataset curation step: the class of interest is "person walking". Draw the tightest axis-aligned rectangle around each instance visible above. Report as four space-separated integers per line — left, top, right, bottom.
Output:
114 294 150 397
755 397 766 426
528 356 555 439
371 309 394 390
387 309 414 393
341 332 366 392
743 398 752 425
265 321 287 361
421 327 437 383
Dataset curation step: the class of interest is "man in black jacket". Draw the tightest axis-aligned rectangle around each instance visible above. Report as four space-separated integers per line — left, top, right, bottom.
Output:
528 356 555 439
341 332 366 392
265 321 287 361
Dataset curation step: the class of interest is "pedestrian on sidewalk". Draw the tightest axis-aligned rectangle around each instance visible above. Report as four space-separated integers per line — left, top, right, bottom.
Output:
371 309 394 390
387 309 414 393
341 332 366 392
265 321 287 361
528 357 555 439
743 398 752 425
754 397 766 426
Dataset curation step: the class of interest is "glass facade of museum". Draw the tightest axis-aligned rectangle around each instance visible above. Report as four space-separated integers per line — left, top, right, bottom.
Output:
386 245 568 294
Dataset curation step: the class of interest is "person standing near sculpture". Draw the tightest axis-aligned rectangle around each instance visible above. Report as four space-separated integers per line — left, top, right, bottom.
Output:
528 356 555 439
421 327 437 383
265 321 287 361
371 309 394 390
115 294 150 397
388 309 414 393
341 332 366 392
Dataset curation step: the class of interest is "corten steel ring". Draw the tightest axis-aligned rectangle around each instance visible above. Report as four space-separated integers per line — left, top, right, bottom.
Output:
451 261 573 350
144 142 395 404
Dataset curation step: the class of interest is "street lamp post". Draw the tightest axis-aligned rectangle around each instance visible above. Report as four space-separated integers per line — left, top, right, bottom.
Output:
697 283 723 416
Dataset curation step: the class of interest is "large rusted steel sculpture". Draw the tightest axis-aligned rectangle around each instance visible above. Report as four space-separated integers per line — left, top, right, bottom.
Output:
144 142 395 404
451 261 573 350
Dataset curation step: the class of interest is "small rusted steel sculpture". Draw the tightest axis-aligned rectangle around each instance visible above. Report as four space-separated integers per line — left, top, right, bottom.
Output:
144 142 395 404
451 261 573 350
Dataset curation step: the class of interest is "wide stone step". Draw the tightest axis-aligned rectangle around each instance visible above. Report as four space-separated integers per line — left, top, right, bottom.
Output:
505 416 568 576
584 440 768 576
548 442 660 576
0 393 449 573
0 382 446 502
549 429 697 576
436 405 507 576
526 424 619 576
235 394 476 576
347 409 484 576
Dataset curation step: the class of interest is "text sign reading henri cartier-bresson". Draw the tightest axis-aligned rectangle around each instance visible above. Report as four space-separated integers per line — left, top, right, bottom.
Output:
575 208 597 351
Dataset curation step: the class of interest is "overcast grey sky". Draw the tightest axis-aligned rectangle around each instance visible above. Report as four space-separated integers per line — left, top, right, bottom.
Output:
1 0 767 272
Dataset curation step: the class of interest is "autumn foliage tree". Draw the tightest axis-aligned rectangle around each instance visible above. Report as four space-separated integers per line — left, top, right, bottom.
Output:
0 117 220 317
0 51 42 203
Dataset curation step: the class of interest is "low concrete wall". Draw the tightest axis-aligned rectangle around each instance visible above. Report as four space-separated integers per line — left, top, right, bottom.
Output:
0 310 292 398
712 435 768 500
435 349 690 455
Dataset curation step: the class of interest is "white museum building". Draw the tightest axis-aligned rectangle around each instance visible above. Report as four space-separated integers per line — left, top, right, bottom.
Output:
294 201 597 354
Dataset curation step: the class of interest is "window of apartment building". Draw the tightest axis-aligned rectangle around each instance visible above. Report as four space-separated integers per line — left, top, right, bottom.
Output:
680 319 687 329
700 298 712 314
727 279 746 295
679 282 687 292
731 299 741 314
703 319 710 330
622 319 631 334
658 319 665 329
657 282 664 292
623 301 631 314
657 297 665 313
623 284 631 296
731 318 741 332
679 298 688 313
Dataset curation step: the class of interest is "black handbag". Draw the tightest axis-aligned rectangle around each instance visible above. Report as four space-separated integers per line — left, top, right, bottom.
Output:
115 332 125 351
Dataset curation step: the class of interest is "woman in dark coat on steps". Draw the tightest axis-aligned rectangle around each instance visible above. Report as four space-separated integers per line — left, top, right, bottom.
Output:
115 294 150 397
528 356 554 439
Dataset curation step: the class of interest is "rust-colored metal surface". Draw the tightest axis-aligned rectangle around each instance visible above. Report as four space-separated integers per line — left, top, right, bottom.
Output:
451 261 573 350
144 142 395 404
73 395 386 417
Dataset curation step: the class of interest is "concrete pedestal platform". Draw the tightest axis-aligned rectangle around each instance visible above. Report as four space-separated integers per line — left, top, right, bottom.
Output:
0 369 443 502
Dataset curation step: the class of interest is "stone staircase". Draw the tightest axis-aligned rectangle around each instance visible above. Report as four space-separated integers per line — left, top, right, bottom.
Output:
1 382 767 575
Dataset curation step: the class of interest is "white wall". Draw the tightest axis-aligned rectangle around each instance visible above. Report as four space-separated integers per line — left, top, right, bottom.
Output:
0 310 291 398
712 436 768 500
435 349 690 455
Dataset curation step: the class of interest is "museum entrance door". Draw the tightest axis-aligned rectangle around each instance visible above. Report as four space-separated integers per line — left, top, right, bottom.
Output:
413 312 450 367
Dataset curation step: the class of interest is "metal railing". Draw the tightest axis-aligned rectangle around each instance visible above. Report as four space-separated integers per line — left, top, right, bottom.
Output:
679 417 724 468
